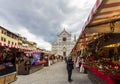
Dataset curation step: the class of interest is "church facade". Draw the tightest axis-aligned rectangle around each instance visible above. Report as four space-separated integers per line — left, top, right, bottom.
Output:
52 29 76 57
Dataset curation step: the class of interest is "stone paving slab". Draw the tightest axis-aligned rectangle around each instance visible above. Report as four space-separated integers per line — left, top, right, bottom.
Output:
11 62 93 84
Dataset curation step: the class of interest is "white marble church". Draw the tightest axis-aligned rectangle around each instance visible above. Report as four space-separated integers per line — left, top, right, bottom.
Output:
52 29 76 57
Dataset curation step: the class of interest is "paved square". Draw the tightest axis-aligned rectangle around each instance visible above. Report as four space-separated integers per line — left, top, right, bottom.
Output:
11 62 93 84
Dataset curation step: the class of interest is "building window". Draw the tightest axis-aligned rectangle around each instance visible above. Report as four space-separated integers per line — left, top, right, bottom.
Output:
63 37 67 41
4 38 6 42
18 43 22 46
63 52 66 56
1 37 4 41
2 30 4 34
8 41 10 44
2 30 7 35
12 42 14 45
4 31 7 35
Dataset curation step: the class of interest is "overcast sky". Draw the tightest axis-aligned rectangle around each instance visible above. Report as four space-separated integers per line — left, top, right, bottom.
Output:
0 0 96 50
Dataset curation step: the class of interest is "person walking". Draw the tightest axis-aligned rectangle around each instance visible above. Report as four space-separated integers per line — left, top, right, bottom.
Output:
66 56 74 82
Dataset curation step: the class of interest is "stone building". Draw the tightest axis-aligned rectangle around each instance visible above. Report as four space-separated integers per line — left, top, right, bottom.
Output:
52 29 76 57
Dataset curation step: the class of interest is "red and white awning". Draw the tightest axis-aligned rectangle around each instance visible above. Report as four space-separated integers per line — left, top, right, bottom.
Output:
82 0 103 31
0 42 33 51
72 0 103 52
84 0 120 33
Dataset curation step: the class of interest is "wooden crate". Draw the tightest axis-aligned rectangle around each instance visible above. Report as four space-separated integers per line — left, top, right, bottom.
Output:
0 76 5 84
5 73 16 84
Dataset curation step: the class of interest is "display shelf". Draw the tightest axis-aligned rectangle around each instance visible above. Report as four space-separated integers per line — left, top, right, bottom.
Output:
84 65 117 84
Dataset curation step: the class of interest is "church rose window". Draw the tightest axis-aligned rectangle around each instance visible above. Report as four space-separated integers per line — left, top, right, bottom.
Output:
63 37 66 41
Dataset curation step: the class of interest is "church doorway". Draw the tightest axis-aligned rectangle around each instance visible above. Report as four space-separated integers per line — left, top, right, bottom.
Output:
63 52 66 57
63 47 66 57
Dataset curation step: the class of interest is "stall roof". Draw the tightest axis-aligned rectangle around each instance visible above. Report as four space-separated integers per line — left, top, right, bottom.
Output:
71 0 120 52
72 0 103 52
85 0 120 33
0 41 33 51
88 0 120 26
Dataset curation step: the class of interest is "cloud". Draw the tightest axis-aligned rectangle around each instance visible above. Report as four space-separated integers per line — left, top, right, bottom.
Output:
18 27 51 50
0 0 96 50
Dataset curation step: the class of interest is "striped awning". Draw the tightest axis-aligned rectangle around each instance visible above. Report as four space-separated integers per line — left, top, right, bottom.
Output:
0 41 32 50
82 0 103 31
84 0 120 33
88 0 120 26
74 0 103 51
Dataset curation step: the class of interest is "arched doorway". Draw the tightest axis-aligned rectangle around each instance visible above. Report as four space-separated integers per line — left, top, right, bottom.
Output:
63 47 66 57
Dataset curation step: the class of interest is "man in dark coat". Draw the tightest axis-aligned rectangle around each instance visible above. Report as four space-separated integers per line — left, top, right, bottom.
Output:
66 56 74 82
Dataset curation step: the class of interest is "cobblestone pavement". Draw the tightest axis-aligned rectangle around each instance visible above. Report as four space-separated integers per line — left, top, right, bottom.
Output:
11 62 93 84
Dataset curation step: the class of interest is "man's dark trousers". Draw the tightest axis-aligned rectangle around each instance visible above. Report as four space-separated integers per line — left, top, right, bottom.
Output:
68 69 72 81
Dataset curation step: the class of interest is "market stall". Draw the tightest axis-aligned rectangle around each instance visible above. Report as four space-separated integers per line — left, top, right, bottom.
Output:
43 52 50 66
17 50 46 75
78 0 120 84
43 52 60 66
70 0 120 83
83 33 120 84
0 46 17 84
49 54 57 65
57 55 63 62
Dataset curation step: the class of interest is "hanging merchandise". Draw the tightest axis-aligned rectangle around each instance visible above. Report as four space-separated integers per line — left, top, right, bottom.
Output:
29 54 33 58
32 53 40 65
2 52 7 60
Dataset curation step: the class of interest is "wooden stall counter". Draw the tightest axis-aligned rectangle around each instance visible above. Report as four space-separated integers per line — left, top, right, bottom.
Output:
18 61 46 75
0 72 16 84
29 61 46 74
